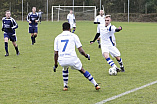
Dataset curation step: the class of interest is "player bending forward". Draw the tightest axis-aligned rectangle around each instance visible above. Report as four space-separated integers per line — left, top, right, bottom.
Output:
53 22 100 91
2 10 19 57
67 10 76 33
90 15 125 72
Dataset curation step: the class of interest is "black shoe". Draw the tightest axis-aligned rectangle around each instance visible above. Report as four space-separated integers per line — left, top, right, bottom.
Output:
32 42 34 45
16 51 20 55
5 53 9 57
98 45 101 48
120 66 125 72
116 67 121 72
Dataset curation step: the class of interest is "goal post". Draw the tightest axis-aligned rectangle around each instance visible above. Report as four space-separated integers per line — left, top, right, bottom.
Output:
52 5 97 22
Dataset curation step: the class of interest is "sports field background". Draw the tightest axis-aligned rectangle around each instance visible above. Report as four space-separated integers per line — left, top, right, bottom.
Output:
0 21 157 104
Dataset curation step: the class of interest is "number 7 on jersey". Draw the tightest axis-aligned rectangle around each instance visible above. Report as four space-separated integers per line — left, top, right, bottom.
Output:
61 40 69 52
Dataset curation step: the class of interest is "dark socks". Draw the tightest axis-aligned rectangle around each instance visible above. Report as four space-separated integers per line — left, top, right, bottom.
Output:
5 42 8 54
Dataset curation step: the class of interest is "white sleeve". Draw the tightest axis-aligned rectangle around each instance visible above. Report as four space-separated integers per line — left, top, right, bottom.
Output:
74 35 82 48
54 37 59 51
67 14 69 19
94 16 98 22
111 25 116 33
73 14 75 19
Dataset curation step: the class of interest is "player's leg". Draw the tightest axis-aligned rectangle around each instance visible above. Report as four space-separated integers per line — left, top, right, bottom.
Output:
115 56 125 72
110 46 123 72
29 27 35 45
11 35 20 55
39 17 41 23
31 33 35 45
33 27 38 43
4 36 9 56
97 37 101 48
34 33 37 43
72 27 76 33
71 58 100 90
79 67 100 90
62 67 69 91
72 24 76 33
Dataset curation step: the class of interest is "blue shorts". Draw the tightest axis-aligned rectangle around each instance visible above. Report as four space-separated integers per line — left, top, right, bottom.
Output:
29 27 38 33
4 33 17 42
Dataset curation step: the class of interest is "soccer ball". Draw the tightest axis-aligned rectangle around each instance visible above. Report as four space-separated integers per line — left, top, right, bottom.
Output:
109 67 117 76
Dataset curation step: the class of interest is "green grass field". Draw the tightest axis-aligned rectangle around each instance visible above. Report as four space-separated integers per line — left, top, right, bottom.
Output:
0 21 157 104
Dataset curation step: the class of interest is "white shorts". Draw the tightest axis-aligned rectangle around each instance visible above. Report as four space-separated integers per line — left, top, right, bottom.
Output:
101 45 120 57
58 57 82 71
70 23 76 29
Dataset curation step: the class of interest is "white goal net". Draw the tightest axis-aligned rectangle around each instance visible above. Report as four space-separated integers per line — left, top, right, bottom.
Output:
52 6 97 22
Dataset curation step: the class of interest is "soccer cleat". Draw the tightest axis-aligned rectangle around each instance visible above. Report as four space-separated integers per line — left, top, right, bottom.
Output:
116 67 121 72
98 44 101 48
16 51 20 56
95 84 101 90
63 85 68 91
120 66 125 72
5 53 9 57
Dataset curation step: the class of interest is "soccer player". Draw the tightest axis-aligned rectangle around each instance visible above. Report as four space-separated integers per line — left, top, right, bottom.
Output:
2 10 19 57
53 22 100 91
67 10 76 33
38 9 43 24
90 15 125 72
27 7 39 45
93 10 105 48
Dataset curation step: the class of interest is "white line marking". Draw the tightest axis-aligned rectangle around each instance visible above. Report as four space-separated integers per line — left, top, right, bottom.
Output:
96 80 157 104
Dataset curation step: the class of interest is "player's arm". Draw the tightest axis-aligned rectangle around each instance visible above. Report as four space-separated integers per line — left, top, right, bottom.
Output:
78 47 90 60
94 22 100 24
53 51 58 72
27 13 32 23
11 18 18 30
2 19 5 31
115 26 122 32
94 17 100 24
90 33 100 44
35 13 39 22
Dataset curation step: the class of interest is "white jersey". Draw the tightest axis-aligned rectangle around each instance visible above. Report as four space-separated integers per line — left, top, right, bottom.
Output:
94 15 105 26
67 13 75 24
54 31 82 60
97 23 116 46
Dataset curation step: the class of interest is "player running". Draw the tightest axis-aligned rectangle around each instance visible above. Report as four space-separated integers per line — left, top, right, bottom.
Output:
27 7 39 45
90 15 125 72
53 22 100 91
93 10 105 48
67 10 76 33
2 10 19 57
38 9 43 24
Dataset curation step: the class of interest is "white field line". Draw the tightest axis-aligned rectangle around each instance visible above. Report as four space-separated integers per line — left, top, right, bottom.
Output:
96 80 157 104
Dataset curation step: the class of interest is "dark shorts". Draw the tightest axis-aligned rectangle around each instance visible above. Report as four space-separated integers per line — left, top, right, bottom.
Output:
29 26 38 33
4 33 17 42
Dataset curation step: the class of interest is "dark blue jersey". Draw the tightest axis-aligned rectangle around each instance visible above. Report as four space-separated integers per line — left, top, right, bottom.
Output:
27 12 39 27
2 17 18 34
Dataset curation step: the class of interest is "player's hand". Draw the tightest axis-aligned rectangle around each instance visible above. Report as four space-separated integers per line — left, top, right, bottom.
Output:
35 20 38 23
85 54 90 60
90 41 94 44
119 26 122 30
29 21 32 23
53 64 58 72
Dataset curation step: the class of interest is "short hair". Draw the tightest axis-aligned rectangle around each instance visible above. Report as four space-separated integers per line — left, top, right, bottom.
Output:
5 10 10 13
62 22 70 30
105 15 111 18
